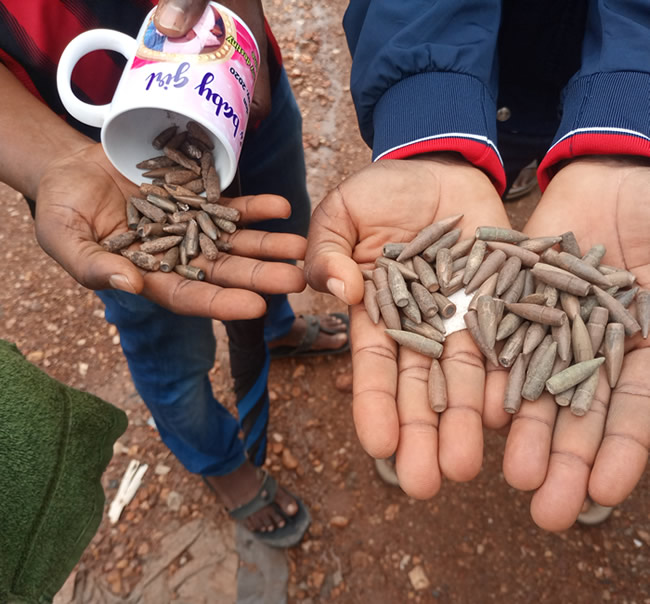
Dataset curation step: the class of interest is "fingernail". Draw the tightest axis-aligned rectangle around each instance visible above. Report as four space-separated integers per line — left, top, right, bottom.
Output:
157 4 186 33
327 278 347 303
109 274 136 294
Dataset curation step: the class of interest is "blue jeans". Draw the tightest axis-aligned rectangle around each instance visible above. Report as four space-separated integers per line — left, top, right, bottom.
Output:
98 69 310 476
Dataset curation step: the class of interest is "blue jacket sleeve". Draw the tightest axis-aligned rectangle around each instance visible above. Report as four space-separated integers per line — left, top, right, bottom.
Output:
538 0 650 188
344 0 506 193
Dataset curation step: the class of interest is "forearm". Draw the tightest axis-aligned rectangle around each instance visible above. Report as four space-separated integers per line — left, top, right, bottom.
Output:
0 64 92 200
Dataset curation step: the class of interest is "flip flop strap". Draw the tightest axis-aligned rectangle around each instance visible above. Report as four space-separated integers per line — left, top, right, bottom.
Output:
228 470 279 521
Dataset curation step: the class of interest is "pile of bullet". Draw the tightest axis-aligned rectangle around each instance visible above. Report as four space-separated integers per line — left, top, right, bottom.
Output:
101 121 236 281
362 216 650 417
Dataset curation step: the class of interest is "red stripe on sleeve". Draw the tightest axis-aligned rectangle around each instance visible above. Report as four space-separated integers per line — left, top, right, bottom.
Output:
538 132 650 190
380 137 507 196
0 48 46 104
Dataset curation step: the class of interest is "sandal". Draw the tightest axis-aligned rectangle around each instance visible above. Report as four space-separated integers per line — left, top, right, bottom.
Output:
269 312 350 359
204 471 311 548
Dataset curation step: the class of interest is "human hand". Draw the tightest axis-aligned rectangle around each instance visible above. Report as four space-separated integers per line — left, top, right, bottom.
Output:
305 154 511 498
154 0 271 123
490 156 650 530
35 142 306 320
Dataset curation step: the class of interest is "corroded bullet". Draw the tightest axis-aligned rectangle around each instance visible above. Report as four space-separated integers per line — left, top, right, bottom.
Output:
136 155 176 170
198 232 219 260
145 193 178 214
522 340 557 401
137 222 165 238
464 310 499 365
375 257 419 281
402 257 415 273
592 286 641 336
130 196 167 223
499 321 529 368
462 239 487 285
520 293 548 305
140 235 183 254
468 273 499 312
139 183 170 198
412 255 439 292
503 352 530 414
411 282 438 318
195 211 219 240
540 248 561 267
142 165 177 179
423 313 446 334
449 238 474 260
180 139 203 159
517 236 562 253
174 264 205 281
184 219 199 259
168 194 204 209
555 386 575 407
205 166 221 203
477 295 498 350
501 269 527 304
637 289 650 339
441 270 464 296
388 263 410 308
428 358 448 412
186 121 214 150
372 266 389 290
486 241 540 267
571 313 594 362
496 256 522 296
570 369 599 417
395 214 463 262
183 178 205 194
545 357 605 395
160 246 179 273
551 320 572 362
543 285 558 308
401 317 445 342
211 217 237 234
559 292 581 321
421 229 462 263
522 269 536 299
165 129 187 150
556 251 610 287
551 346 573 376
530 263 591 296
604 322 625 388
504 302 567 327
436 247 453 289
581 244 606 267
170 210 198 223
152 124 178 150
363 280 380 324
385 329 443 358
451 255 468 273
214 239 233 253
586 306 609 352
614 286 639 308
179 238 188 265
376 287 402 330
431 292 456 319
579 295 599 323
200 202 240 223
126 199 141 230
164 182 199 198
522 322 549 355
382 242 406 259
603 270 636 289
101 230 139 253
163 222 188 236
496 312 524 341
164 168 198 185
465 249 507 294
121 249 160 271
560 231 581 257
475 226 528 243
401 291 422 323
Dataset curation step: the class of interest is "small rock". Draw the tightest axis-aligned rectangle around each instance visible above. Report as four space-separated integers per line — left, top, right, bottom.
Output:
384 503 400 521
476 544 485 555
408 565 430 591
76 338 87 346
309 571 325 590
116 559 128 570
154 463 171 476
637 529 650 545
78 362 89 377
282 448 299 470
293 364 306 378
329 515 349 528
272 442 284 455
335 372 353 393
399 554 411 570
113 441 128 455
166 491 183 512
26 350 44 363
272 432 283 443
314 463 324 474
269 390 278 401
106 570 122 594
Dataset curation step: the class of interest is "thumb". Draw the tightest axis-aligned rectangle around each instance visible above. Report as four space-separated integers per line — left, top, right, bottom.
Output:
154 0 211 37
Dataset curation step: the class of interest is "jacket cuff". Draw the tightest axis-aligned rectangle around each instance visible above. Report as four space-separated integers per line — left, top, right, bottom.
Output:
538 72 650 189
372 72 506 195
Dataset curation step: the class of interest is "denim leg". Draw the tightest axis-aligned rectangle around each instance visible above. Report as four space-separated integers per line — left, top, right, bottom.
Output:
97 289 246 476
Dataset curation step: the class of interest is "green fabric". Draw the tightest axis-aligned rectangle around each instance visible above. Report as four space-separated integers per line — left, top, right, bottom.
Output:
0 340 128 604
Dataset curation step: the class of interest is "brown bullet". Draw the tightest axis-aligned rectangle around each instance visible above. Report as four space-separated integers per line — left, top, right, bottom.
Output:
163 223 188 236
570 369 599 417
554 386 575 407
637 289 650 339
184 219 199 259
412 255 439 292
499 321 529 368
522 322 549 355
167 194 204 209
164 182 199 198
170 210 198 224
145 193 178 214
468 273 499 312
139 183 170 198
465 249 507 294
363 280 381 324
464 310 499 366
436 247 453 289
195 211 220 240
556 251 611 287
102 230 139 253
520 293 548 305
560 231 581 257
440 271 464 296
372 266 389 290
214 239 233 253
545 357 605 395
198 232 219 261
421 228 462 263
152 125 178 150
586 306 609 352
602 270 637 289
375 257 419 281
503 352 530 414
477 295 498 350
387 263 409 308
401 291 423 324
395 214 463 262
200 149 213 180
522 269 536 299
382 242 406 259
376 287 402 330
581 244 606 267
522 340 557 401
496 312 524 341
504 302 567 327
137 222 165 239
571 313 594 362
174 264 205 281
164 168 197 185
136 155 176 170
183 178 205 194
501 269 527 304
200 202 240 223
559 292 581 321
451 255 468 273
530 263 591 297
613 286 639 308
449 237 474 260
496 256 522 296
205 165 221 203
142 166 178 179
462 239 487 285
165 129 187 150
121 249 160 271
186 121 214 150
411 282 439 318
540 248 561 267
592 286 641 336
211 217 237 234
126 199 141 230
428 358 448 412
140 235 183 254
401 317 445 342
518 236 562 253
180 139 203 159
579 295 599 323
604 322 625 388
179 238 188 265
129 196 167 223
551 320 572 362
385 329 443 359
160 246 180 273
423 313 446 334
486 241 540 267
475 226 528 243
431 292 456 319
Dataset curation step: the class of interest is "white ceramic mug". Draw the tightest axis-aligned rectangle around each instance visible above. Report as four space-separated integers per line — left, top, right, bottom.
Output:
56 2 259 189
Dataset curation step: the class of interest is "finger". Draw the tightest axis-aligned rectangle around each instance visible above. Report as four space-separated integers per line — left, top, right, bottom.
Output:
589 348 650 506
350 302 400 459
438 331 485 482
502 392 557 491
141 270 268 320
305 189 364 305
226 194 293 224
154 0 210 37
225 230 306 261
395 348 441 499
529 368 611 531
483 357 511 430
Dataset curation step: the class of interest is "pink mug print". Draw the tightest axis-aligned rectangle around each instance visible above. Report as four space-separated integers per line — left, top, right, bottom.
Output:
56 2 259 190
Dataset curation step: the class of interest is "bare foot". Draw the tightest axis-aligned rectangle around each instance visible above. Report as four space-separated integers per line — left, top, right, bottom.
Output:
268 313 348 353
204 461 298 533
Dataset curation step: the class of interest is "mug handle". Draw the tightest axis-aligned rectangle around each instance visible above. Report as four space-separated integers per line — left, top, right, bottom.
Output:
56 30 138 128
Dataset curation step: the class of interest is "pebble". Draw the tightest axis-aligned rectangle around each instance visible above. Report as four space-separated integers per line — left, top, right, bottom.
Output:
293 364 306 378
154 463 171 476
384 503 400 521
408 565 430 591
282 448 299 470
309 571 325 590
329 515 350 528
78 362 89 376
335 372 353 393
26 350 44 362
166 490 183 512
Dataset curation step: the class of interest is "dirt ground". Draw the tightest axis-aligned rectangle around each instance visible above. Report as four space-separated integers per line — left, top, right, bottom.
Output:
1 0 649 603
